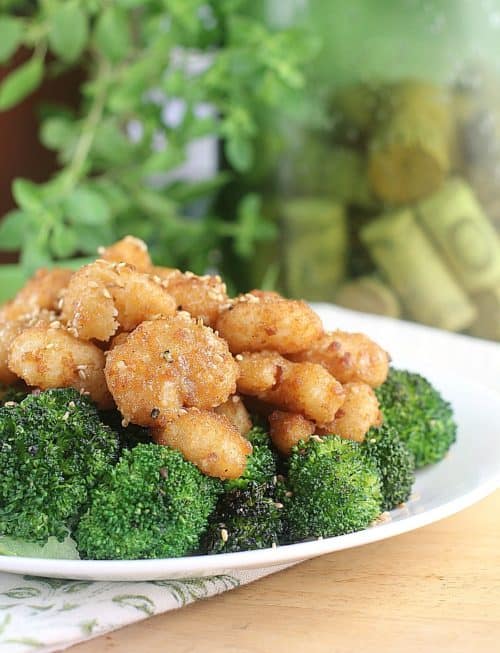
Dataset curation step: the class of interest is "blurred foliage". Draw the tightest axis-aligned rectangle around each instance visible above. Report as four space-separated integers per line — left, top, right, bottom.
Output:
0 0 319 291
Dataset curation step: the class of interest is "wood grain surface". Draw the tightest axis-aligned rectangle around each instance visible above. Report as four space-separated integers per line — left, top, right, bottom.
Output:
72 490 500 653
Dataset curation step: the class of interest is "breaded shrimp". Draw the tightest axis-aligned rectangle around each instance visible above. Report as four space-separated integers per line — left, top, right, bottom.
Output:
236 351 345 426
236 350 283 395
316 382 382 442
216 293 323 354
61 260 176 341
2 268 72 320
98 236 152 272
8 324 113 408
0 310 55 384
105 314 239 427
268 410 315 455
0 319 26 384
159 271 229 327
214 395 252 436
289 330 389 388
152 408 252 479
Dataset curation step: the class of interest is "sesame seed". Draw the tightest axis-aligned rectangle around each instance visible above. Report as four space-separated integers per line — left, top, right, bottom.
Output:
235 354 243 361
68 401 76 409
102 288 112 299
88 281 99 289
274 502 284 509
97 247 106 255
220 528 229 543
121 418 130 427
310 435 323 443
62 411 70 422
4 401 16 408
285 491 293 498
50 320 61 329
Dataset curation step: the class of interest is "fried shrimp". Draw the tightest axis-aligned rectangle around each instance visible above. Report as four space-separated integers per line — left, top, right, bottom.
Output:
98 236 152 272
152 408 252 479
214 395 252 436
8 324 113 408
236 351 284 395
2 268 72 321
289 330 389 388
159 271 229 327
0 319 27 384
0 310 55 384
216 293 323 354
236 351 345 426
61 260 176 341
105 314 239 427
316 382 382 442
268 410 315 455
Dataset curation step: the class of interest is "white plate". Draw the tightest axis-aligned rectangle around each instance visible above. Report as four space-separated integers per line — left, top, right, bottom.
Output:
0 306 499 581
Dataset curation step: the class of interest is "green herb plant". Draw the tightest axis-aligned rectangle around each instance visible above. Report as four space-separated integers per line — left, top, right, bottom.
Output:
0 1 318 298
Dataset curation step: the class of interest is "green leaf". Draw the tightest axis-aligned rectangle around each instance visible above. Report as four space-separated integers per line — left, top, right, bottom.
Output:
65 186 111 226
0 210 28 250
50 223 78 258
71 222 115 255
40 116 77 151
48 3 88 63
0 264 29 304
19 235 52 274
12 178 44 213
0 57 43 111
225 136 253 172
0 535 80 559
0 17 22 64
94 7 131 63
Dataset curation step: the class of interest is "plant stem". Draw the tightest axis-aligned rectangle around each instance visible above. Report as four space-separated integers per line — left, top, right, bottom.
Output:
63 58 111 191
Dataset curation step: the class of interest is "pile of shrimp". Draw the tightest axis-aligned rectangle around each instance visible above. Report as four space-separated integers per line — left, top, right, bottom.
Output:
0 236 389 480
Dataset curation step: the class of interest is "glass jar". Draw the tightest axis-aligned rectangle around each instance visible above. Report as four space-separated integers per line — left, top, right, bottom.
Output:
231 0 500 342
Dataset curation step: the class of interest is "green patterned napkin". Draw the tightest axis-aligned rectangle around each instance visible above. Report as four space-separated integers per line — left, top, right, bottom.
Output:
0 565 294 652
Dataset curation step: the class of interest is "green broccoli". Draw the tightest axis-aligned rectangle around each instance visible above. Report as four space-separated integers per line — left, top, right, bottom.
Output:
203 479 285 554
375 368 457 468
99 409 152 450
75 443 222 560
225 426 277 491
363 424 415 511
0 388 119 544
285 435 382 542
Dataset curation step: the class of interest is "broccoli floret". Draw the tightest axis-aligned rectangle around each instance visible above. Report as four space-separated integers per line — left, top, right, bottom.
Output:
0 388 119 544
225 426 277 491
363 424 415 511
203 479 285 554
285 435 382 541
75 443 222 560
375 368 457 468
99 409 152 450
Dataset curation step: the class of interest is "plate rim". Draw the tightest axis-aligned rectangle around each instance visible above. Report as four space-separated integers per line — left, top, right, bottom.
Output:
0 463 498 581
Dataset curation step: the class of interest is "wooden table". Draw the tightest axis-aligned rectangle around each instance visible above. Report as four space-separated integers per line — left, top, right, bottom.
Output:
73 490 500 653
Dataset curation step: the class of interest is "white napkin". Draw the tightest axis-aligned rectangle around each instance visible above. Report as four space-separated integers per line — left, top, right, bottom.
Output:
0 306 498 653
0 564 296 652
